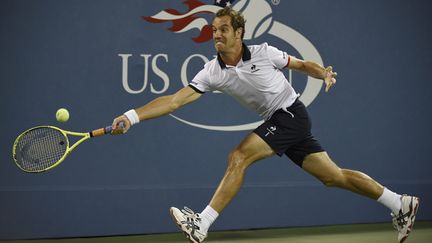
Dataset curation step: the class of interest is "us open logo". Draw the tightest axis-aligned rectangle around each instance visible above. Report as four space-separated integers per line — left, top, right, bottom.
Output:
119 0 323 131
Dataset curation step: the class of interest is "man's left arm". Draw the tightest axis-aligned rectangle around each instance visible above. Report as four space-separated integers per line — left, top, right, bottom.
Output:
286 56 337 92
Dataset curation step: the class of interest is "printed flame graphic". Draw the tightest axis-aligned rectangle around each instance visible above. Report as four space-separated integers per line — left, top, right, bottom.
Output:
143 0 221 43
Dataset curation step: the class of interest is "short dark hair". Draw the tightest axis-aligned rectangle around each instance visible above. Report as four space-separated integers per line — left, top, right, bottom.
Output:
215 7 246 39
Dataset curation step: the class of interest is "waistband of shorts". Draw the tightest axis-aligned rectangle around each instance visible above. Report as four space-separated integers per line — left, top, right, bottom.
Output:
268 98 302 119
291 97 301 106
282 97 301 110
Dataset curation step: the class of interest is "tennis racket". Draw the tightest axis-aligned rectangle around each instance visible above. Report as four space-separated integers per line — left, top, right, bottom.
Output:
12 124 121 173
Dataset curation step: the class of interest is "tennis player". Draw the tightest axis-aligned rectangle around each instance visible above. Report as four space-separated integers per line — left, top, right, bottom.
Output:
112 7 419 243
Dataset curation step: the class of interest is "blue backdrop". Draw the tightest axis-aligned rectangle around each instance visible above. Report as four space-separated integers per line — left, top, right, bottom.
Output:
1 0 431 240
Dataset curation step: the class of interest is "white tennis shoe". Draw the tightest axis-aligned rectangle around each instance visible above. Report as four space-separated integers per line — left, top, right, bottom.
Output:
170 206 208 243
391 195 420 242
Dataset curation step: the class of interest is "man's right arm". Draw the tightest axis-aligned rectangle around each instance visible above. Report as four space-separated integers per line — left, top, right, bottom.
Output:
112 86 202 134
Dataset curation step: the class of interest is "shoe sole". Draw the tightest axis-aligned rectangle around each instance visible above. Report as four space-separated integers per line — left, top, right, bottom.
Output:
169 207 198 243
400 197 420 243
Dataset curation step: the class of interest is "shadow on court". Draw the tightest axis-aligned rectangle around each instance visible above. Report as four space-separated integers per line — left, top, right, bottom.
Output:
6 221 432 243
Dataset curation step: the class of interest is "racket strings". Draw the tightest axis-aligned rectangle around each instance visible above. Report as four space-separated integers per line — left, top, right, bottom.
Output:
14 128 68 172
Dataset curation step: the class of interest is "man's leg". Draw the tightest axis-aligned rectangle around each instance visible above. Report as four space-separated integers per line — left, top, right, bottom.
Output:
170 133 274 243
302 151 419 243
301 151 384 199
208 132 275 212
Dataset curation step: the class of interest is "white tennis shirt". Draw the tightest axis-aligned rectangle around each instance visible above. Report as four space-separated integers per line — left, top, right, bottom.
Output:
189 42 299 120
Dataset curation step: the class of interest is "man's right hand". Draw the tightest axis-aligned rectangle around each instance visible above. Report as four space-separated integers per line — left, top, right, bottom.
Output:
111 115 131 135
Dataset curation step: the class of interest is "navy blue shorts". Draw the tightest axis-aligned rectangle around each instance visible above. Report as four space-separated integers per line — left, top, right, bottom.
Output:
254 99 324 167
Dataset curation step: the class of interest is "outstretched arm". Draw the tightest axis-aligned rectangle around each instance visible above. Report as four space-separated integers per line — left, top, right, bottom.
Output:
287 56 337 92
112 86 202 134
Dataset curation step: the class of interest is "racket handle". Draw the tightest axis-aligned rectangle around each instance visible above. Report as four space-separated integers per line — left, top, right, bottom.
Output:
90 122 125 137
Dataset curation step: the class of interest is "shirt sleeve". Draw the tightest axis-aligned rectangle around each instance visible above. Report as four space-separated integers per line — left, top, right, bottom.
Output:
189 68 212 93
266 44 290 69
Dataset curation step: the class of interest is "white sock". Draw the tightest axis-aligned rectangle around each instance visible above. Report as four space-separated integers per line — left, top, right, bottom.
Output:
199 206 219 232
377 187 402 214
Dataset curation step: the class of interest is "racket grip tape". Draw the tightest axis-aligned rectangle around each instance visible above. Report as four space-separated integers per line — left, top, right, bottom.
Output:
90 122 125 137
90 127 112 137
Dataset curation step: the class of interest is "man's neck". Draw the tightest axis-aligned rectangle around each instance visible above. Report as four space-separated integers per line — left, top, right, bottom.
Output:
219 42 243 66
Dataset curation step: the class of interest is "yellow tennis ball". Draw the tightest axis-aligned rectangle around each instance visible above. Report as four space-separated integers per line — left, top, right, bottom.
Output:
56 108 70 122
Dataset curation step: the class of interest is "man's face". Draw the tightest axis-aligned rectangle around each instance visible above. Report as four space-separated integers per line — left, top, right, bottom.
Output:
212 16 241 54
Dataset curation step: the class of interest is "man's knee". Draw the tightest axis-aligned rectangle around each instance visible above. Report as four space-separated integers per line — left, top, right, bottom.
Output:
227 149 248 171
320 170 346 187
303 152 347 187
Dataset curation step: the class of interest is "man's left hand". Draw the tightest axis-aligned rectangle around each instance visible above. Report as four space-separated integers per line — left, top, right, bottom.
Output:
324 66 337 92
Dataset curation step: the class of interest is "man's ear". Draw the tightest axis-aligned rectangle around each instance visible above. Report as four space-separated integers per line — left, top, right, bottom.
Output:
235 27 243 39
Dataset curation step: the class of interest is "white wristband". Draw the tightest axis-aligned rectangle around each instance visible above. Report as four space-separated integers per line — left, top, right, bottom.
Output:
124 109 140 126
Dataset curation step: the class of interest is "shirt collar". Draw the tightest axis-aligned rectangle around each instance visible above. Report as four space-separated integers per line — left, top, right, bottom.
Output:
217 43 251 69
